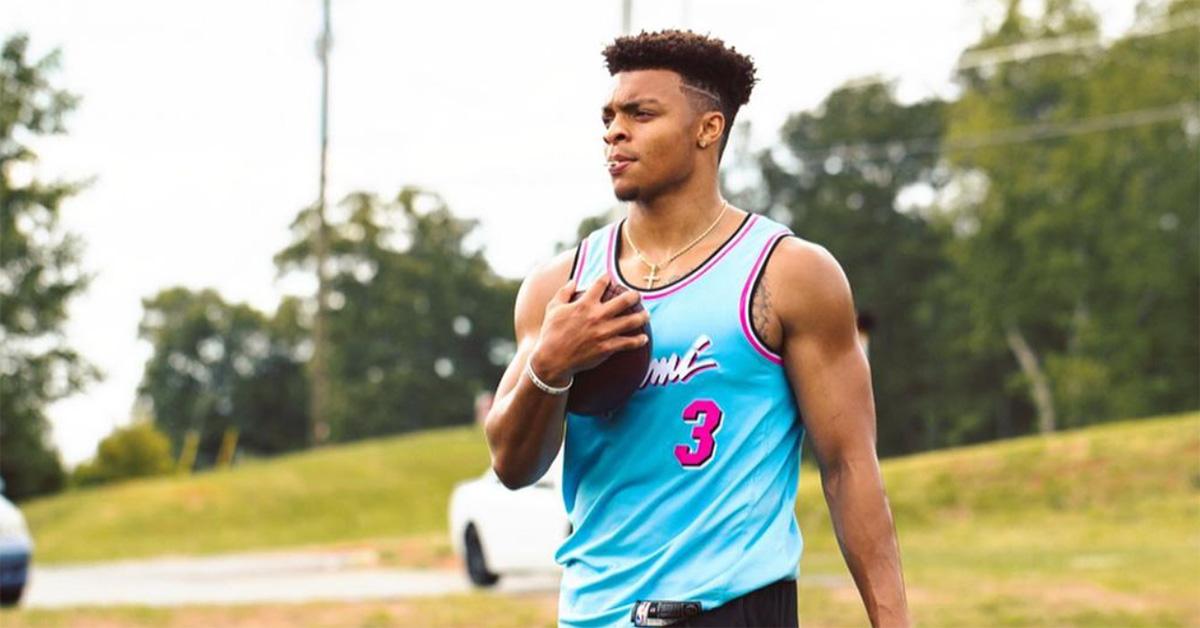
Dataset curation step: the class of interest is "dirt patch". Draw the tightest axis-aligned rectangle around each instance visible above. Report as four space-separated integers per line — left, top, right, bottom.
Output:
1024 582 1150 613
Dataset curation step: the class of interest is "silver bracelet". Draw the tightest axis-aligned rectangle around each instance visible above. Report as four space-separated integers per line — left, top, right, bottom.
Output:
525 359 572 395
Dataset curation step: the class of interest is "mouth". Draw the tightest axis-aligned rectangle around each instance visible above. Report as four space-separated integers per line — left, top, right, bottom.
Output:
607 157 635 176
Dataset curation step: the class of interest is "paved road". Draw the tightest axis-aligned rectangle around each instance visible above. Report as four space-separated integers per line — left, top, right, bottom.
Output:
24 550 561 608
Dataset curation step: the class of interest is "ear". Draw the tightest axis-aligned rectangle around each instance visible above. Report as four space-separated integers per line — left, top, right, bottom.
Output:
696 110 725 150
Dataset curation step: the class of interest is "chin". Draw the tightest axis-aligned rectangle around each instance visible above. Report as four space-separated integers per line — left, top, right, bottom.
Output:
612 183 640 202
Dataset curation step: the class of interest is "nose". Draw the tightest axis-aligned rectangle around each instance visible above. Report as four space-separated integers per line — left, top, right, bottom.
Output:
603 118 629 146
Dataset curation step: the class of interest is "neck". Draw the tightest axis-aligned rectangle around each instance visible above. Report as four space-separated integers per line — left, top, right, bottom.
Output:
626 180 724 257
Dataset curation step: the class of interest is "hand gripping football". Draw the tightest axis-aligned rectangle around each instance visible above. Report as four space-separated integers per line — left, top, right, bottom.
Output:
566 282 653 416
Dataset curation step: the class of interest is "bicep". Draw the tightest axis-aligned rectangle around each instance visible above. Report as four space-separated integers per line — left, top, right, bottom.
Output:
492 249 576 401
773 243 877 470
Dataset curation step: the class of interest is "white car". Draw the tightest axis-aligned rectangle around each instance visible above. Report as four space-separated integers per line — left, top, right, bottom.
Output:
0 479 33 607
449 451 570 586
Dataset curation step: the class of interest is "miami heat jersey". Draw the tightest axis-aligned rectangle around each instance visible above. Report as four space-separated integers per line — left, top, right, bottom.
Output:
555 212 806 627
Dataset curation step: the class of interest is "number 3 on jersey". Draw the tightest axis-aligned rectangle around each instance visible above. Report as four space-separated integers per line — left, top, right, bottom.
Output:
675 399 724 468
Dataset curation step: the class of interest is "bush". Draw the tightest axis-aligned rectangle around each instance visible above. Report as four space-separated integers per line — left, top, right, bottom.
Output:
72 422 174 487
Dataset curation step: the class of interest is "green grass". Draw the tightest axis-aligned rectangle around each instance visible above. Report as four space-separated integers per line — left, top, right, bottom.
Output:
0 594 558 627
22 426 492 563
795 411 1200 626
17 411 1200 626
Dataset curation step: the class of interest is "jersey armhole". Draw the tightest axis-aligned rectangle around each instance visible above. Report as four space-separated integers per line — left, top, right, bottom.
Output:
568 238 589 282
738 231 794 365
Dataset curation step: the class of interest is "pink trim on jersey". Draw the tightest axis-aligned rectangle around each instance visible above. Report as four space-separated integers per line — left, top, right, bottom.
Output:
739 231 791 365
605 223 619 282
572 238 589 282
607 215 760 301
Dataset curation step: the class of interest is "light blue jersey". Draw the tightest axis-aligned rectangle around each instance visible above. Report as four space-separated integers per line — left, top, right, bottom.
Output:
555 212 806 627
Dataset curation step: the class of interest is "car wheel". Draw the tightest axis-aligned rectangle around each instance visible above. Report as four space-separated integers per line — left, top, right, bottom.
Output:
0 585 23 607
464 524 499 587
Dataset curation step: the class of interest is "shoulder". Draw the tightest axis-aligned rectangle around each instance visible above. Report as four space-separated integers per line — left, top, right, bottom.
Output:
514 217 619 326
765 236 843 281
762 237 856 337
513 248 577 335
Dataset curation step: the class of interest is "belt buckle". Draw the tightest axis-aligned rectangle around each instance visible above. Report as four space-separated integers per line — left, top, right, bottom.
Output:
631 599 702 626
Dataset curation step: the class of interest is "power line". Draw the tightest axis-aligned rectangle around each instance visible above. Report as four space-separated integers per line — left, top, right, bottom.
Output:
786 101 1199 165
838 11 1199 93
954 10 1200 71
943 101 1197 151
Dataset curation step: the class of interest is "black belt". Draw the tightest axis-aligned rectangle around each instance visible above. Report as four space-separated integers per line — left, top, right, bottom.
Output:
631 599 703 626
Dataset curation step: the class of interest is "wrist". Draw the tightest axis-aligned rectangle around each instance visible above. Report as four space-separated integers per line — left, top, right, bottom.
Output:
529 344 571 388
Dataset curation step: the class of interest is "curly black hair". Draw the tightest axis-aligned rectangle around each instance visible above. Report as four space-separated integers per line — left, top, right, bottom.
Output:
602 29 757 154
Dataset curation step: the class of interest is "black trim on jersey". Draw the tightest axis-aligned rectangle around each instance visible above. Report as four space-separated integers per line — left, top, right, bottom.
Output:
747 233 796 358
568 242 583 281
614 212 753 293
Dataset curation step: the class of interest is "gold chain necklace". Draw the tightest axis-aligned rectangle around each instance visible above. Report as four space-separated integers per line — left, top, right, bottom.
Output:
624 200 728 289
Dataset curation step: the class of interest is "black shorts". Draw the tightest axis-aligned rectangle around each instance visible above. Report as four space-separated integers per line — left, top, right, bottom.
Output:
677 578 798 627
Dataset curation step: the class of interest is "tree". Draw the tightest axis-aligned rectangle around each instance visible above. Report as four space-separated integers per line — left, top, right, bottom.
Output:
0 34 99 500
939 0 1199 432
1055 0 1200 422
136 289 309 469
275 186 519 441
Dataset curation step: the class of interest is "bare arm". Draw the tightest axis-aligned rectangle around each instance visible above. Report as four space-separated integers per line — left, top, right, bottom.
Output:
484 250 649 489
767 239 910 627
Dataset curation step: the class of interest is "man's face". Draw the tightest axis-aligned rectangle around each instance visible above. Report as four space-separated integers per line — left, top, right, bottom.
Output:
602 69 702 202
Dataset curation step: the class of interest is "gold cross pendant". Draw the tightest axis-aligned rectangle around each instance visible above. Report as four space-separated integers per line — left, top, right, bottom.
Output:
644 265 660 289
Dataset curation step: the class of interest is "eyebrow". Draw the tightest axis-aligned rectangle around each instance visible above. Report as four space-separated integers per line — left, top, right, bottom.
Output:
601 98 664 115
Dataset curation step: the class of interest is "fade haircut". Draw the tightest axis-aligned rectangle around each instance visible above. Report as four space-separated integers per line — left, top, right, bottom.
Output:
602 29 758 160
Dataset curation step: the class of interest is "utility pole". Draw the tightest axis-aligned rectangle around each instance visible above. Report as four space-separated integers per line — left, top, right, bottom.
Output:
621 0 632 35
310 0 333 446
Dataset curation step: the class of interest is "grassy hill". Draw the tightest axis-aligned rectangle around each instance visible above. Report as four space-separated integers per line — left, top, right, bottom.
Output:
20 411 1200 625
796 411 1200 626
24 426 492 564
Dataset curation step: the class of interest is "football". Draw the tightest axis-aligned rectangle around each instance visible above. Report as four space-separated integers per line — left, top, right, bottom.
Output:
566 282 653 416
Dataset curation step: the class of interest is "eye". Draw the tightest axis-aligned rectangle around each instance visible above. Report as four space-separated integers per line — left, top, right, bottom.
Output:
635 110 654 120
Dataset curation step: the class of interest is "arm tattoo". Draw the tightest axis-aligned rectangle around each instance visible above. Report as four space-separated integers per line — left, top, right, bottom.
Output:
751 277 776 350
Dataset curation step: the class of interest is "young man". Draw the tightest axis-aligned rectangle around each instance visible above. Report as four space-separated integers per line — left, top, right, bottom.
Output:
484 30 909 627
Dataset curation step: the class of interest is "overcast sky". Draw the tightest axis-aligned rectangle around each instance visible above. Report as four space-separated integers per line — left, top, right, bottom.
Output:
5 0 1138 467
